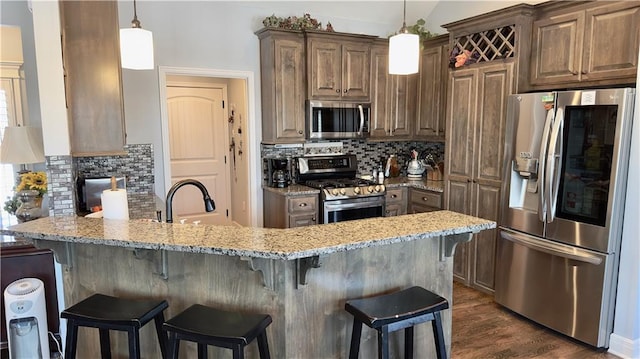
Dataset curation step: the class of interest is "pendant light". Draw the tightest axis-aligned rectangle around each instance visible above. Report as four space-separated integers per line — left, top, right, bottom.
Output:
388 0 419 75
120 0 154 70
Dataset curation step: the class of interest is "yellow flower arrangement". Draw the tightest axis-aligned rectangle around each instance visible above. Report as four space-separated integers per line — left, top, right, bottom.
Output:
16 171 48 196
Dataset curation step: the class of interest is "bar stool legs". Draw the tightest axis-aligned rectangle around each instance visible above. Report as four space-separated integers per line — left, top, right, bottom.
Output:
345 286 450 359
61 293 169 359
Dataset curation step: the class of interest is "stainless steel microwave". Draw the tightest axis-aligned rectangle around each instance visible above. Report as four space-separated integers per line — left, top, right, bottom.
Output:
307 100 370 139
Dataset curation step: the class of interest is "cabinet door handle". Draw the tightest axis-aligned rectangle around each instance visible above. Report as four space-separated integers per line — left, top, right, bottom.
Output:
581 70 588 75
298 130 303 134
312 217 316 222
343 89 348 93
572 71 579 75
336 89 340 93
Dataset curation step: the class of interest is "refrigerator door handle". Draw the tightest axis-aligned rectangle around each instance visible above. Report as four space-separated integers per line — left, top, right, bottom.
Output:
537 109 555 222
500 230 602 265
546 108 564 223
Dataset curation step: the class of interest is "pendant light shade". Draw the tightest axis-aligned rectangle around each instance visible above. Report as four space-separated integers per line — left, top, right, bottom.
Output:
389 32 419 75
120 0 154 70
389 0 420 75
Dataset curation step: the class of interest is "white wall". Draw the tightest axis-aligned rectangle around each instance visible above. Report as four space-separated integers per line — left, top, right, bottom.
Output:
609 49 640 359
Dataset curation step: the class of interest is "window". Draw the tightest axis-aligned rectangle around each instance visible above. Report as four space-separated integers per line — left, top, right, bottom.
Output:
0 78 20 228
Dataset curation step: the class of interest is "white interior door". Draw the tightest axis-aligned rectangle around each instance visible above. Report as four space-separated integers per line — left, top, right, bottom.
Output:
167 86 231 225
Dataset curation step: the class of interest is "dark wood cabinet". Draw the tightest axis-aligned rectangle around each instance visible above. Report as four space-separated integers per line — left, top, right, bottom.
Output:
530 1 640 89
416 34 449 140
59 0 126 156
407 188 442 214
384 187 407 217
444 62 514 293
263 190 318 228
369 39 416 140
256 29 306 144
306 32 373 101
1 241 59 350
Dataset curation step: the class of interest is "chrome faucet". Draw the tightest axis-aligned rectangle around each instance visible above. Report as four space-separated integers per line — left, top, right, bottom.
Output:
165 179 215 223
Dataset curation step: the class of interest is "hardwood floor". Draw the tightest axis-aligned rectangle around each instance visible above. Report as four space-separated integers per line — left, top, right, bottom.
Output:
451 282 619 358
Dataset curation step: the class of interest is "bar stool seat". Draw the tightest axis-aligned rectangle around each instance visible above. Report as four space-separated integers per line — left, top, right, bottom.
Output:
61 293 169 359
345 286 449 359
162 304 272 359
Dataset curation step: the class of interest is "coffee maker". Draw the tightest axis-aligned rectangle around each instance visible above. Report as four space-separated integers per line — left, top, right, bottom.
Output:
263 158 291 188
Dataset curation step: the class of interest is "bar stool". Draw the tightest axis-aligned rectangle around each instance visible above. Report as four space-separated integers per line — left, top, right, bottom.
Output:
61 293 169 359
162 304 272 359
345 286 449 359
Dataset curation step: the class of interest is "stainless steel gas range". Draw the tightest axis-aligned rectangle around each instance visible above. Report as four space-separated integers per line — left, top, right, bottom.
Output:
294 154 385 224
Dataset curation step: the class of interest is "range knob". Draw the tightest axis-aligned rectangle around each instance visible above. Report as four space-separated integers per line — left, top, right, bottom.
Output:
332 189 340 196
380 185 386 192
339 188 346 195
374 185 380 192
367 186 374 193
353 187 361 194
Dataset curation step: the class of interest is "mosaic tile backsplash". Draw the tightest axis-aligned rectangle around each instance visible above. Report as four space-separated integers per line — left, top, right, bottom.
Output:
261 140 445 177
43 145 155 217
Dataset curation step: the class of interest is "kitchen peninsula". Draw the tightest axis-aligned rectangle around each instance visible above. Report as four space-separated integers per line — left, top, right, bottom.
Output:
4 211 494 358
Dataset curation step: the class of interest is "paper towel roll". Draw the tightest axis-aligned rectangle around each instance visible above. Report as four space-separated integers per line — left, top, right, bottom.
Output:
101 189 129 220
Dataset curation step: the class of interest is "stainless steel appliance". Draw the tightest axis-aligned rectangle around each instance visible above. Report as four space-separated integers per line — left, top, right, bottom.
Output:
76 176 126 214
295 154 385 223
307 101 370 139
496 88 635 348
263 157 292 188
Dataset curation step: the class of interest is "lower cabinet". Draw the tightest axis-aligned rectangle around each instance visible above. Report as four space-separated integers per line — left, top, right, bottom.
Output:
407 188 442 214
384 187 407 217
263 190 318 228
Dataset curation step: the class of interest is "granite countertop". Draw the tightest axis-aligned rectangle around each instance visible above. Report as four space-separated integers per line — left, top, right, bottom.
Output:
383 177 444 192
3 211 494 260
263 176 443 196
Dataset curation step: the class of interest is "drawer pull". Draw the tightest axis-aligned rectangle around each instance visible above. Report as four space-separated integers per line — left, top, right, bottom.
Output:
299 203 307 207
422 197 429 201
391 194 397 199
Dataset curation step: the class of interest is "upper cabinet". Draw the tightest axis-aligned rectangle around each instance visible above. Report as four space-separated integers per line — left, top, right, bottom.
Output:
306 32 374 101
256 28 306 144
530 1 640 89
369 39 416 140
60 0 126 156
415 34 449 140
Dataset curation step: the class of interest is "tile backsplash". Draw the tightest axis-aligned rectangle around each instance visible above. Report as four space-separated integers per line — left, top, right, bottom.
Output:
261 140 445 177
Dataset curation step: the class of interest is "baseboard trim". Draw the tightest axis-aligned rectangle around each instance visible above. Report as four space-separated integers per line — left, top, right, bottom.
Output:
608 333 640 359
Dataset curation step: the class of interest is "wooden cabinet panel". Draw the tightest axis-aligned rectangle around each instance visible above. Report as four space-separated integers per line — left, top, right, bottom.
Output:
530 12 584 85
416 35 449 139
257 29 306 143
60 0 126 156
384 187 407 217
263 189 317 228
308 39 342 99
446 69 476 179
307 33 373 101
471 183 501 292
408 188 442 214
445 62 514 293
583 2 640 81
531 1 640 88
342 43 371 99
369 40 416 140
370 42 390 138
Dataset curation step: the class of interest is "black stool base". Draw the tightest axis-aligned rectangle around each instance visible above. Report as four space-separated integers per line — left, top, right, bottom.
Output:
163 304 272 359
61 293 169 359
345 286 449 359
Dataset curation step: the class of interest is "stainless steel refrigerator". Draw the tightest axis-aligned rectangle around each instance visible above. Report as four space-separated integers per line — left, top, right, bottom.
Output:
495 88 635 348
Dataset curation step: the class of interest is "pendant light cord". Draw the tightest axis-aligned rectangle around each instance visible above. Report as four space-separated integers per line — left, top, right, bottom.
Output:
131 0 141 29
400 0 408 33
